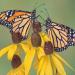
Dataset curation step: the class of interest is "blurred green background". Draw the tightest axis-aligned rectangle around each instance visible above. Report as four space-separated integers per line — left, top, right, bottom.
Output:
0 0 75 75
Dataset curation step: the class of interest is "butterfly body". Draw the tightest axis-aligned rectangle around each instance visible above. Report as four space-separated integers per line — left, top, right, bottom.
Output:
45 18 75 52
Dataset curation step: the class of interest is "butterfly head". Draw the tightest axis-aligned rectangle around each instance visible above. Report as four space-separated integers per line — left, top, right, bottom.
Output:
46 17 51 24
45 17 52 30
31 10 36 20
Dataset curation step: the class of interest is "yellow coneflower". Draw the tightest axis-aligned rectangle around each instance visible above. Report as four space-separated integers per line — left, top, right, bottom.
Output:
0 31 74 75
0 32 28 61
21 32 74 75
7 55 25 75
34 32 74 75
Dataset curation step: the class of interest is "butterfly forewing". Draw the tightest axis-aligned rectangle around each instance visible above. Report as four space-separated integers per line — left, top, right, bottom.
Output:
47 21 75 52
0 10 34 40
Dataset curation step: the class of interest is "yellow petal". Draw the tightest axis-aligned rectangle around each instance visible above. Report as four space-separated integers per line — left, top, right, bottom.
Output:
7 44 17 61
39 33 45 47
36 47 45 59
7 70 13 75
7 69 25 75
40 32 50 42
37 57 44 75
53 52 75 72
51 54 66 75
45 56 53 75
20 43 30 53
0 45 13 58
51 57 57 75
24 47 35 75
34 55 39 70
39 57 47 75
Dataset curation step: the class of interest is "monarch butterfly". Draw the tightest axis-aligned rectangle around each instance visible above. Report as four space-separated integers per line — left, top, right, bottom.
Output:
0 10 39 41
45 17 75 52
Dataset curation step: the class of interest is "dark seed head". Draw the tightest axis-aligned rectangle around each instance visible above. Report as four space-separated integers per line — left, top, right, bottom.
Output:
11 55 22 69
31 32 41 47
33 21 41 33
44 41 53 55
11 32 23 44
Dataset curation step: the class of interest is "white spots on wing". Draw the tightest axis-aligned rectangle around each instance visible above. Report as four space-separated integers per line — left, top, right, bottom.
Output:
73 34 75 37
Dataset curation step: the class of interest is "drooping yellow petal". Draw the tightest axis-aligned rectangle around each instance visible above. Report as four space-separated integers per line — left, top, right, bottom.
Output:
0 45 13 58
39 33 45 47
7 44 17 60
20 43 30 53
45 56 53 75
24 47 35 75
7 69 25 75
36 47 45 59
50 56 57 75
34 55 39 70
37 57 44 75
7 64 25 75
51 54 66 75
39 57 47 75
53 52 75 72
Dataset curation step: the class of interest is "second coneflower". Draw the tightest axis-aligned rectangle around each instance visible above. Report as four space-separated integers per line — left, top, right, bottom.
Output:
34 33 75 75
21 32 74 75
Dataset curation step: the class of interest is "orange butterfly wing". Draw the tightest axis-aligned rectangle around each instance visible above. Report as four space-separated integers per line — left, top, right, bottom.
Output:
0 10 33 40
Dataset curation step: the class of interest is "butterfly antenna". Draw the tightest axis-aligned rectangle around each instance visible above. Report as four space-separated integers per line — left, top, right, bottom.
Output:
42 4 50 18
